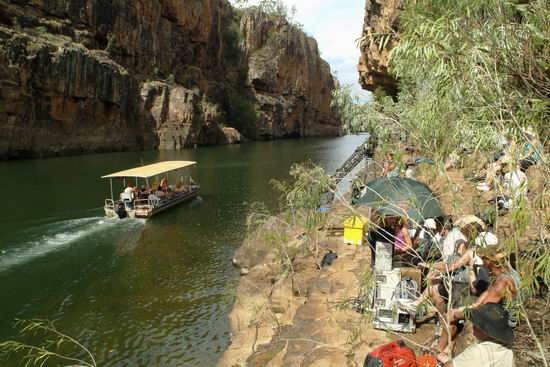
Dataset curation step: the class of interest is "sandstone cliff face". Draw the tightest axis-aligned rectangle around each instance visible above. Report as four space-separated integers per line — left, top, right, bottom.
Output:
358 0 402 97
0 1 340 159
240 11 341 139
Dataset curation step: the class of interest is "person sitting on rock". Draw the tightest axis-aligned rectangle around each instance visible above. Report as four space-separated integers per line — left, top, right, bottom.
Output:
382 153 400 177
499 163 528 210
393 216 414 254
440 303 515 367
436 245 521 356
519 126 542 171
399 238 472 320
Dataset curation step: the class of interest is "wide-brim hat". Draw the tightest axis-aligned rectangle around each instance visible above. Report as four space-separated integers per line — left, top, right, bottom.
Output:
477 245 508 266
475 232 498 247
468 303 515 344
424 218 437 229
455 215 485 230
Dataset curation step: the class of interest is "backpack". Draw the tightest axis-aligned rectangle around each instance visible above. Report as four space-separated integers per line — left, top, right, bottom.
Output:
320 250 338 268
364 341 417 367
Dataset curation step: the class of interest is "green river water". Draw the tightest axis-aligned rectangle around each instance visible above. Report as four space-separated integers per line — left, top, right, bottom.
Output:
0 135 367 366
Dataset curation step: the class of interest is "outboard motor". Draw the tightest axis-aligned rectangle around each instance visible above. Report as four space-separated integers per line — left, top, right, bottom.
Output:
116 202 127 219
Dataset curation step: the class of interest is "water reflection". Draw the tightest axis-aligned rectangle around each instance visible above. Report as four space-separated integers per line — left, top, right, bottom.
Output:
0 135 367 366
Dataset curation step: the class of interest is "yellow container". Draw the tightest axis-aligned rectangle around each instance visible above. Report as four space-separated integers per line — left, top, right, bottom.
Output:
343 216 367 246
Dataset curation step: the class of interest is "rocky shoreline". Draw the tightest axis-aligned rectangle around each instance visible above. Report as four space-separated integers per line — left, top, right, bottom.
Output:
220 203 391 367
219 150 549 366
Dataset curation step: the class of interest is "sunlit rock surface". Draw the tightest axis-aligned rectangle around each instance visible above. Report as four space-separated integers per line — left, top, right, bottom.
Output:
0 1 340 159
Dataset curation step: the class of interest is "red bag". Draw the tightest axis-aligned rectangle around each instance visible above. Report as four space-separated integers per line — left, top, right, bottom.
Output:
416 354 437 367
364 341 417 367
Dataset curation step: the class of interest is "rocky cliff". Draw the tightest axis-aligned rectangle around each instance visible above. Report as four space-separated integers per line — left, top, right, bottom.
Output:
0 1 340 159
357 0 402 97
240 10 341 139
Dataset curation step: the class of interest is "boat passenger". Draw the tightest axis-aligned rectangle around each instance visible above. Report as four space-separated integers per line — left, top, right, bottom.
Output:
139 185 150 199
148 193 160 207
155 186 166 198
174 181 189 193
120 183 135 209
133 186 141 200
160 178 169 192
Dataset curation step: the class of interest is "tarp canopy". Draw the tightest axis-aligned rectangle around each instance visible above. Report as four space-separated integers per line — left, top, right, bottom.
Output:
102 161 196 179
354 177 445 222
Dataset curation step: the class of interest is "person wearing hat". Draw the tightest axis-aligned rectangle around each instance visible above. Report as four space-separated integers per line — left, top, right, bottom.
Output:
519 125 542 170
472 245 521 327
415 218 444 261
501 163 528 210
471 232 499 295
442 303 515 367
440 216 482 262
436 245 521 355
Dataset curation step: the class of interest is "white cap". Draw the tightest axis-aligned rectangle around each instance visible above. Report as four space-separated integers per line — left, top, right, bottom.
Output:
424 218 437 229
474 232 498 247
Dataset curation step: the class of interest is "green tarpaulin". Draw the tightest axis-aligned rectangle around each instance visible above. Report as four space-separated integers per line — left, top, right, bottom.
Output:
354 177 445 222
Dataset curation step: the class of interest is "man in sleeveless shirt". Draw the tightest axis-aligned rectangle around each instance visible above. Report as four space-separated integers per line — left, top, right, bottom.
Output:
436 245 521 355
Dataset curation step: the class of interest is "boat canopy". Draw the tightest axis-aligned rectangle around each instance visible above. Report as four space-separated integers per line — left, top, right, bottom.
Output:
101 161 196 179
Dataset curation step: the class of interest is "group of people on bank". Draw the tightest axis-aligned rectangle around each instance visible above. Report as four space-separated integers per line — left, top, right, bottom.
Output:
369 213 521 366
368 127 545 366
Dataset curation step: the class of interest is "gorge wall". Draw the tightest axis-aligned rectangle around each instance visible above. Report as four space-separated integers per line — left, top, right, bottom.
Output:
357 0 402 97
0 0 341 159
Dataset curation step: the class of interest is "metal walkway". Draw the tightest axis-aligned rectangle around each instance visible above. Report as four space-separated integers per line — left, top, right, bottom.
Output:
332 136 377 184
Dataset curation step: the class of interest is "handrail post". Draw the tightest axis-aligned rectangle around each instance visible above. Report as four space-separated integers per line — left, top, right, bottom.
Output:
110 178 114 203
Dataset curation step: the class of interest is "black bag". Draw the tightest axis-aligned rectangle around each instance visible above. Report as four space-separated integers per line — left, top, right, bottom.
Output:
320 250 337 268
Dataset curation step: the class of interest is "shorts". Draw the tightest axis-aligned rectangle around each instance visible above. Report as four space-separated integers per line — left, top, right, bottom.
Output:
437 278 470 307
473 266 490 294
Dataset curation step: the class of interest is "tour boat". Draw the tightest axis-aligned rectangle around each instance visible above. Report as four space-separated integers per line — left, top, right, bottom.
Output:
102 161 200 219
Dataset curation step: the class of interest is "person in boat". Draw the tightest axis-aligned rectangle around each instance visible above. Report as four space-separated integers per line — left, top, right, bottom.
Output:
139 185 150 199
154 185 166 198
120 182 134 199
174 181 189 194
133 185 141 200
148 193 160 207
120 182 135 208
160 178 170 192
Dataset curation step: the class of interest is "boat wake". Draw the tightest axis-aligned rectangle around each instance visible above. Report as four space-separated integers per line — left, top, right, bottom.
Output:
0 217 143 272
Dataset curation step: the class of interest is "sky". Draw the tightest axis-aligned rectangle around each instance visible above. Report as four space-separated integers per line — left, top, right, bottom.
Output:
231 0 370 100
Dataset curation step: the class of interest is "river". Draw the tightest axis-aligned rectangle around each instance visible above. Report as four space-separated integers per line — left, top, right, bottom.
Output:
0 135 367 366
